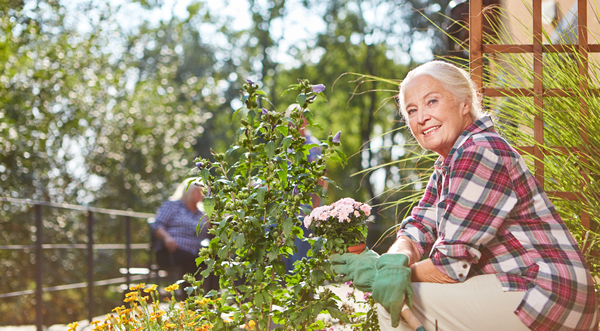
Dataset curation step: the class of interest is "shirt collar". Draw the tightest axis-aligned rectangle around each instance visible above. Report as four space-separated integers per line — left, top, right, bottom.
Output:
434 115 495 169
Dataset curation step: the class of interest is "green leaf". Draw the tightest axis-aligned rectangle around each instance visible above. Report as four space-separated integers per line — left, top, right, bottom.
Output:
265 141 276 159
241 93 250 103
226 145 241 156
326 307 350 323
297 93 306 106
248 109 256 125
200 169 210 185
204 197 215 218
257 186 268 205
317 92 328 102
310 270 325 284
282 136 292 150
235 233 245 248
254 292 264 307
334 148 348 166
303 109 314 125
232 107 244 119
283 217 294 236
276 169 287 183
255 267 264 282
276 124 288 136
267 246 279 262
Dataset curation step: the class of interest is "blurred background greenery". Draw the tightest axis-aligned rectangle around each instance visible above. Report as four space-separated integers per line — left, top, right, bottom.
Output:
0 0 453 325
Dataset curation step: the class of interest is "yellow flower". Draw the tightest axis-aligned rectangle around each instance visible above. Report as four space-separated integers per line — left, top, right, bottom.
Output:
67 322 78 331
144 284 158 293
164 284 179 292
112 306 125 313
129 283 145 291
163 323 176 330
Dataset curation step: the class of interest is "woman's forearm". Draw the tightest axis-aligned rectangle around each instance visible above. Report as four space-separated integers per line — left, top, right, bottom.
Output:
154 226 178 252
411 259 458 283
387 236 422 266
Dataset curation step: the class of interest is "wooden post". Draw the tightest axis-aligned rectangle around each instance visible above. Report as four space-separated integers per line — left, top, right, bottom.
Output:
35 204 43 331
469 0 484 94
87 210 94 323
532 0 545 188
577 0 591 230
126 216 131 287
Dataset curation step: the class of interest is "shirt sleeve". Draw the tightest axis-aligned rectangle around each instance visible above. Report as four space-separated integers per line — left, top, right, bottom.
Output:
152 201 177 231
431 145 518 282
397 170 439 258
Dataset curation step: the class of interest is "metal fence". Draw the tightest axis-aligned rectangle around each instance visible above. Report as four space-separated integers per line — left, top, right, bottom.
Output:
0 197 155 330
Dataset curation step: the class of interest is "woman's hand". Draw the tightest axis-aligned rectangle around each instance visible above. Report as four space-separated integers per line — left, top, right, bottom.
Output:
371 253 413 328
154 227 179 253
330 249 380 292
164 236 178 253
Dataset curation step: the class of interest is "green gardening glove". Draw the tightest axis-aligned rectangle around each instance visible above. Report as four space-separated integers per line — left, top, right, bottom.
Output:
371 253 413 328
330 249 380 292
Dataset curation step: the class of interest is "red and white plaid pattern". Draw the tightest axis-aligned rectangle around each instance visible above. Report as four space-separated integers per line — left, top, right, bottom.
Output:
398 116 598 331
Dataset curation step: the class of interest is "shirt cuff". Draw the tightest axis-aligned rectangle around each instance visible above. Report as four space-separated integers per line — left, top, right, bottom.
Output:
431 246 474 282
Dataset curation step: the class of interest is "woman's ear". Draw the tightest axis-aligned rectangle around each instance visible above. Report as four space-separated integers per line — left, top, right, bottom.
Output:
461 96 472 116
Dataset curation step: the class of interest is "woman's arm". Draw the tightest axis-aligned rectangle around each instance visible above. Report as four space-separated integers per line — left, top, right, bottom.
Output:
387 236 421 265
154 226 178 253
388 236 456 283
411 259 458 283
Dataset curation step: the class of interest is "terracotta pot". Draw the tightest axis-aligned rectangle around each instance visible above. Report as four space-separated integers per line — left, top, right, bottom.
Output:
347 242 366 254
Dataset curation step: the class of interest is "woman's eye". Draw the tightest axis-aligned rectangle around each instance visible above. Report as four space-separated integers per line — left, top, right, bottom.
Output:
407 108 417 116
427 99 438 106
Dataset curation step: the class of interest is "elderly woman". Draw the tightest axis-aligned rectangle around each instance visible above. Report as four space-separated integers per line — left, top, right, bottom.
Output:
152 179 211 289
331 61 598 331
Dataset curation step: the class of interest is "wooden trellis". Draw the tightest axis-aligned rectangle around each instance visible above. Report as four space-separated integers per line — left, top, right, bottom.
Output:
469 0 599 229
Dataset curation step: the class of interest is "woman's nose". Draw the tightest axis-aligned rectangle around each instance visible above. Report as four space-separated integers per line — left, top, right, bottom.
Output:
417 108 430 124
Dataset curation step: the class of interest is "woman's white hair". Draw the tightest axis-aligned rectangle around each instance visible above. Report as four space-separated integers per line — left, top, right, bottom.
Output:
169 177 204 208
398 61 483 121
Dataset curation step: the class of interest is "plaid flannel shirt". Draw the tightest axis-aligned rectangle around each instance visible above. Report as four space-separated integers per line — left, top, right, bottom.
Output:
398 116 598 331
151 200 208 255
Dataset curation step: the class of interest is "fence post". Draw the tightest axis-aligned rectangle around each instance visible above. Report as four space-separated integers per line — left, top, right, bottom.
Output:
35 204 43 331
125 216 131 287
87 210 94 324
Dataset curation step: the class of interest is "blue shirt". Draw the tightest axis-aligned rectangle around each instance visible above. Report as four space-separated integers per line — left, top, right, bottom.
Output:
151 200 209 255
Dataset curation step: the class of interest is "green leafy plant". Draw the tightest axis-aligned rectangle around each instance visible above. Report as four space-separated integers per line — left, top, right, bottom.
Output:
192 78 352 330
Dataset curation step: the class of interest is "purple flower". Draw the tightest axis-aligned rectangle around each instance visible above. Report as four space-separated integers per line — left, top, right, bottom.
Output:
332 131 341 144
261 108 268 115
292 185 298 196
196 162 204 169
311 84 325 93
246 78 254 85
205 186 212 197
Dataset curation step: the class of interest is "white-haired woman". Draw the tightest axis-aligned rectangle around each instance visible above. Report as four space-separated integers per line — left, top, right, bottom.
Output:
331 61 598 330
151 178 210 288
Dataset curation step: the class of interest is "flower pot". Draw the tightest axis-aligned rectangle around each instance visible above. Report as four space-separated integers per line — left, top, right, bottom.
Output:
347 242 366 254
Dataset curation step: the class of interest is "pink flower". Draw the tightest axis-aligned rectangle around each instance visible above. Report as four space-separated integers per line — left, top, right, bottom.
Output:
354 211 360 217
363 292 372 300
303 215 312 228
360 204 371 216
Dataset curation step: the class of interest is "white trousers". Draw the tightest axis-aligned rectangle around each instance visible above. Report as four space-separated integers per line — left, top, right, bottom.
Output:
377 274 530 331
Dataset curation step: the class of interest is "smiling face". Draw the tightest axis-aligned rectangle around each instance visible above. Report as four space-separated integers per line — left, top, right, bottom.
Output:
403 75 474 158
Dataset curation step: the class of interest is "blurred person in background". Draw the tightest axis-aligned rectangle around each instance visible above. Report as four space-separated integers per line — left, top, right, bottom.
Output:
151 178 215 293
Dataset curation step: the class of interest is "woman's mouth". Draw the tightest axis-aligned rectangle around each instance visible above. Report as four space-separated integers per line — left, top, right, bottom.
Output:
423 126 441 136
